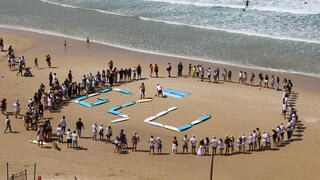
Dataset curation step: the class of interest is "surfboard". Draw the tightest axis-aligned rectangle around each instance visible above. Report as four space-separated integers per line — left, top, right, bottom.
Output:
100 88 112 93
111 117 130 123
163 125 180 132
88 92 100 97
147 121 164 127
136 99 153 103
144 116 157 122
167 107 178 112
155 111 168 118
121 101 135 108
119 114 129 118
191 120 201 125
78 101 92 108
29 140 47 145
178 124 193 131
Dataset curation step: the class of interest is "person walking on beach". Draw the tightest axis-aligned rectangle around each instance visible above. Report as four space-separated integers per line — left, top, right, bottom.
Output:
60 116 66 134
131 131 139 152
140 83 145 99
167 62 172 77
34 58 39 69
4 116 12 133
16 63 23 76
154 64 159 78
46 55 51 68
149 64 153 77
76 118 85 138
57 125 63 143
13 100 20 119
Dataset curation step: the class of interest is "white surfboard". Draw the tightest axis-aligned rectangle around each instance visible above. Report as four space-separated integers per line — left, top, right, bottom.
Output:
144 116 157 122
155 111 168 118
136 99 153 103
167 107 178 112
191 120 201 125
147 121 164 127
113 88 120 92
29 140 47 145
119 114 129 118
111 117 130 123
88 93 99 97
163 125 180 132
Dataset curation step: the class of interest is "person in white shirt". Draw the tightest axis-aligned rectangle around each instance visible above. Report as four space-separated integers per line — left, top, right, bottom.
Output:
106 125 112 143
207 68 212 83
156 84 163 97
56 125 63 143
241 133 247 151
66 129 72 148
148 135 155 155
280 123 285 141
237 137 242 152
60 116 66 134
182 134 189 154
98 123 104 140
13 100 20 118
218 138 224 155
210 136 218 155
238 71 243 84
190 135 197 155
92 123 97 140
248 134 254 151
253 130 258 151
72 130 78 150
262 132 268 148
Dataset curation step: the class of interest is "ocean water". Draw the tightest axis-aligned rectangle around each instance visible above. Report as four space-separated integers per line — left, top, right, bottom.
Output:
0 0 319 75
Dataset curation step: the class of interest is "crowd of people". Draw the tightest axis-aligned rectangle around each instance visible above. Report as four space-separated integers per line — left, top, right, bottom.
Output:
1 41 300 156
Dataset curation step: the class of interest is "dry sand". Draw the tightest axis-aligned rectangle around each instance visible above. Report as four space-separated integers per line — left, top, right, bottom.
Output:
0 28 320 180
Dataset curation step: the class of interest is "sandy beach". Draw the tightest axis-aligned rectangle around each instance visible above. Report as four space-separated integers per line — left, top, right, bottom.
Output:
1 28 320 180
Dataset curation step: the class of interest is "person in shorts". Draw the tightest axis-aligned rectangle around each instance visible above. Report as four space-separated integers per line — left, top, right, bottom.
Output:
190 135 197 155
182 134 189 153
156 137 162 154
140 83 145 99
66 129 72 148
148 135 155 155
156 84 163 97
76 118 85 138
106 125 112 143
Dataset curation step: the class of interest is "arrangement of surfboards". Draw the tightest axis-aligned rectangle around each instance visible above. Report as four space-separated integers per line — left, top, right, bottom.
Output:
74 88 131 108
144 107 211 132
74 87 210 132
107 99 153 123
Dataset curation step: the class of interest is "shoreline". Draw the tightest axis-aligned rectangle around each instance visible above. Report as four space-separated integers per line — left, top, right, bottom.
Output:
1 26 320 82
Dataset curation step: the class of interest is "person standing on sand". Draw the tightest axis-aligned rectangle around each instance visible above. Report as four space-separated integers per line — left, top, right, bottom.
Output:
13 100 20 119
131 131 139 152
154 64 159 78
16 62 23 76
4 116 12 133
228 70 232 82
106 125 112 143
57 125 63 143
64 40 67 48
0 38 4 51
139 83 145 99
224 136 230 155
210 136 218 155
190 135 197 155
98 123 104 140
37 125 44 147
72 130 78 150
1 98 7 115
189 64 192 77
108 60 113 70
167 62 171 77
86 37 90 43
60 116 66 134
49 72 53 86
149 64 153 77
156 137 162 154
46 55 51 68
218 138 224 155
76 118 85 138
182 134 189 154
241 133 247 151
148 135 155 155
197 138 205 156
207 68 212 83
172 136 178 154
92 123 97 141
137 64 142 80
66 129 72 148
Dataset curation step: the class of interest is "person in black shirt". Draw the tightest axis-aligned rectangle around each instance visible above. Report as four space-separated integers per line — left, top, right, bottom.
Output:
76 118 85 138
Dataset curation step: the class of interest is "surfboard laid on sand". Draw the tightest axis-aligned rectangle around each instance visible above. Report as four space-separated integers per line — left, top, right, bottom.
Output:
136 99 153 103
111 117 130 123
29 140 47 145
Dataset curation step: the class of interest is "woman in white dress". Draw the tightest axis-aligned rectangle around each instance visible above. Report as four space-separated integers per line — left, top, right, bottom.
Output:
197 138 205 156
